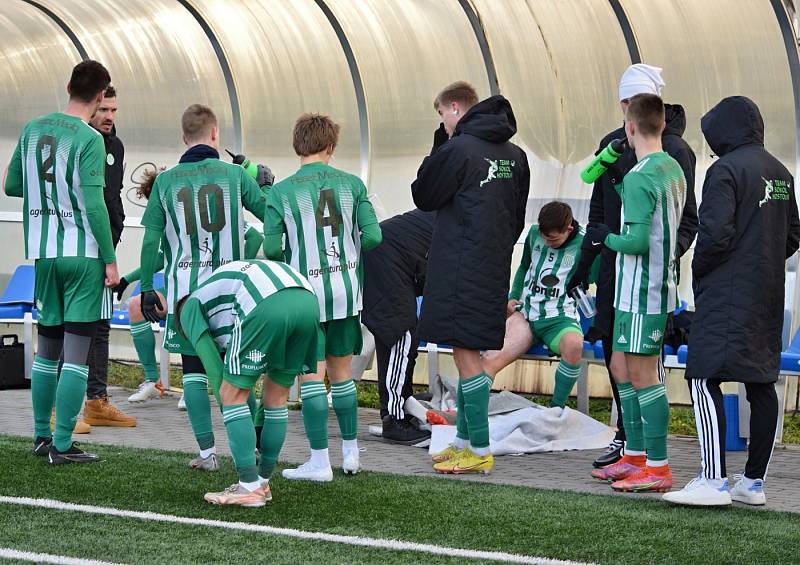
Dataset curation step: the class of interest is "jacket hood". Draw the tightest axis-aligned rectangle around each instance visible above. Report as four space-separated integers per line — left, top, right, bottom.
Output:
454 95 517 143
701 96 764 157
663 104 686 137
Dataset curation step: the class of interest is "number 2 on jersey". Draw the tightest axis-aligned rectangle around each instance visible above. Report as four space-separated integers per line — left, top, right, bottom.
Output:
316 188 343 237
37 135 57 184
177 184 226 236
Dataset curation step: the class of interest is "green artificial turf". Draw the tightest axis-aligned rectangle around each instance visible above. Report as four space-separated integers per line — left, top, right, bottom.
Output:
0 435 798 565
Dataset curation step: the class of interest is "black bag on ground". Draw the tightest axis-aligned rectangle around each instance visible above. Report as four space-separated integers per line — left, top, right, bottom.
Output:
0 335 29 390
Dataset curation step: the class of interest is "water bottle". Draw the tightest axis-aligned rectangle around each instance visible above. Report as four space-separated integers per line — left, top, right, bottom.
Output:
570 286 596 318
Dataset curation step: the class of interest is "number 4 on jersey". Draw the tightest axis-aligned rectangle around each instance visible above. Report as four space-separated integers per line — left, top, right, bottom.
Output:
315 188 343 237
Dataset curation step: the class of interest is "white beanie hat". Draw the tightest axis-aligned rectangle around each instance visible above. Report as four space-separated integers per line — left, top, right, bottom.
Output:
618 64 665 101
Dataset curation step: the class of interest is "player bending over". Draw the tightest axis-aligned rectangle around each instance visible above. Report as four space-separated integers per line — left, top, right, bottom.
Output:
483 202 586 407
264 113 382 481
176 260 319 507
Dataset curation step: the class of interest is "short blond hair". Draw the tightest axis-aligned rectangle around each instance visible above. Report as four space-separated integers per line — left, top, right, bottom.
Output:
182 104 217 143
292 113 340 157
434 81 479 111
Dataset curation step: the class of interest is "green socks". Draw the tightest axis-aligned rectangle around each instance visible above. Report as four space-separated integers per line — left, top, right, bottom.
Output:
259 406 289 479
301 380 329 450
130 321 159 382
222 404 259 484
53 363 89 452
331 379 358 440
455 378 469 447
31 356 58 439
461 372 492 450
551 360 581 408
618 382 644 454
182 373 214 450
638 383 670 463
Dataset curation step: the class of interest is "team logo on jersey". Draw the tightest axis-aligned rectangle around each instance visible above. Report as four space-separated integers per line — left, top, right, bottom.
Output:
649 329 663 342
480 159 499 187
167 329 176 340
562 253 575 269
106 153 115 166
325 242 340 260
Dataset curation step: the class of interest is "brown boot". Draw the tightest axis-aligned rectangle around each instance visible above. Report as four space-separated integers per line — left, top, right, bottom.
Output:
83 396 137 427
50 408 91 434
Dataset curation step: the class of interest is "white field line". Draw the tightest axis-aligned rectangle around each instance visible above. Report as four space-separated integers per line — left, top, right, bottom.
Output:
0 548 125 565
0 496 592 565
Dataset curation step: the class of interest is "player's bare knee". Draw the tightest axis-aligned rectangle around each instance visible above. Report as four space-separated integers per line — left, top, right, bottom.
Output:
220 381 250 406
560 335 583 365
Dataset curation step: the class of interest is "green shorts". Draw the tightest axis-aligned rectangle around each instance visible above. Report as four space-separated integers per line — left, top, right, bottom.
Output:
529 315 583 355
34 257 106 327
612 309 667 355
164 313 196 355
317 314 363 361
224 288 320 390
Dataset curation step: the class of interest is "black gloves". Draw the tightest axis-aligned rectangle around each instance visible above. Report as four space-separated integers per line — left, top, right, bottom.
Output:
582 223 611 251
566 259 590 294
140 290 164 324
113 277 129 301
256 164 274 188
432 123 449 153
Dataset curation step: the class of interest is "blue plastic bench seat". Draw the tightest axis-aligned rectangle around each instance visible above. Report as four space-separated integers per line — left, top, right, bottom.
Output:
0 265 35 319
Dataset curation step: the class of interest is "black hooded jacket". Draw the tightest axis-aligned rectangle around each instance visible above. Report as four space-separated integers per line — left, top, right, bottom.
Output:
588 104 698 336
362 209 435 346
686 96 800 383
411 95 530 350
97 125 125 247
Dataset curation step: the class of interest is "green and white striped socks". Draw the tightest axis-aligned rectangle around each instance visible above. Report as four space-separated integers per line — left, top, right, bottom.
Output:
53 363 89 452
222 403 259 484
259 406 289 480
183 373 214 451
331 379 358 441
301 380 329 450
618 382 644 455
31 356 59 439
461 372 493 455
638 383 669 464
130 321 158 382
551 360 581 408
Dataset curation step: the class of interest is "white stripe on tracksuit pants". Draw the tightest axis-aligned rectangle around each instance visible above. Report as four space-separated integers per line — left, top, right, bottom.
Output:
689 378 779 481
376 329 418 420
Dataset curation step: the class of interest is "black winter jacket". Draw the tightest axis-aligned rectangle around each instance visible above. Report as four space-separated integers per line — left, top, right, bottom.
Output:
97 125 125 247
411 96 530 350
686 96 800 384
589 104 698 336
362 209 435 346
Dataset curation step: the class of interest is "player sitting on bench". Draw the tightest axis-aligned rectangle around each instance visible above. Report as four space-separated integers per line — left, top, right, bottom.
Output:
482 201 587 408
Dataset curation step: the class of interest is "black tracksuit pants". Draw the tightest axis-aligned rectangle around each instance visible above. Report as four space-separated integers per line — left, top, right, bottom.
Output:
86 319 111 399
689 378 778 480
377 327 418 420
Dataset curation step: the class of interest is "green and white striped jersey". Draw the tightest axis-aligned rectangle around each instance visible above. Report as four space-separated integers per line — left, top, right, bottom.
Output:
515 224 584 321
9 112 107 259
141 158 265 312
180 260 313 352
615 151 686 315
265 161 369 322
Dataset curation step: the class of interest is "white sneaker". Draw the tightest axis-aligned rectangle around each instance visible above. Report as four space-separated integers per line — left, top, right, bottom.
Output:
342 450 361 475
730 474 766 506
282 460 333 482
128 381 160 402
189 453 219 471
662 476 731 506
178 394 187 411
